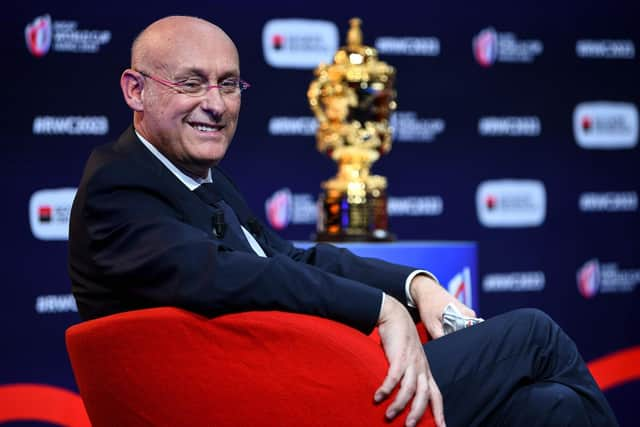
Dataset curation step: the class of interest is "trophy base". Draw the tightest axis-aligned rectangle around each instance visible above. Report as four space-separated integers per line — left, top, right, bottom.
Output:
316 184 393 243
313 230 396 242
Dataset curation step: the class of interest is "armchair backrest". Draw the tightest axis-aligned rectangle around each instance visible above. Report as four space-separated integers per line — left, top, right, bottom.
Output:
66 307 435 427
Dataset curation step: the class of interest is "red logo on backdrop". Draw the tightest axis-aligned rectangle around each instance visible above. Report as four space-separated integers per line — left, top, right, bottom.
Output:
272 34 284 50
265 188 292 230
25 15 52 57
447 267 472 307
473 27 497 67
582 115 593 132
485 194 497 210
38 205 52 223
577 259 600 299
453 281 466 300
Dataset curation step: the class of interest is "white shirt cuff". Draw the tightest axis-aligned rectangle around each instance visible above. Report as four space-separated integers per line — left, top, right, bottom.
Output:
378 292 386 319
405 270 440 308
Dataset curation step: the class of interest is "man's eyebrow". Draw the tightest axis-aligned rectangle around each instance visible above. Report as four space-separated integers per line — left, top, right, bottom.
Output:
172 67 208 79
218 70 240 80
173 67 240 81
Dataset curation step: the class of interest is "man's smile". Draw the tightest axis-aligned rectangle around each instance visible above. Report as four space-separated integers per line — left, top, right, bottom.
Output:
187 120 225 133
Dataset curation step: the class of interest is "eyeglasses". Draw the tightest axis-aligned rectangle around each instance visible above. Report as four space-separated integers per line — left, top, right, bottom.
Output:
136 70 250 97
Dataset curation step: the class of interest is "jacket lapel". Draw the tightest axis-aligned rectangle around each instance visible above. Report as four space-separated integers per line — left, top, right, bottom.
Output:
114 126 272 255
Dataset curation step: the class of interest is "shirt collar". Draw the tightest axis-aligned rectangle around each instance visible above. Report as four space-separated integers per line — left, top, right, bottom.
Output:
135 130 212 191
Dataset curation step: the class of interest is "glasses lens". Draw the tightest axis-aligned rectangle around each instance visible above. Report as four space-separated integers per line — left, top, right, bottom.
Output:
217 78 240 95
179 80 207 96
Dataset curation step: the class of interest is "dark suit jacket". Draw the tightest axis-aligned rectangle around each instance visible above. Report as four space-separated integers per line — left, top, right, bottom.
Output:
69 127 415 333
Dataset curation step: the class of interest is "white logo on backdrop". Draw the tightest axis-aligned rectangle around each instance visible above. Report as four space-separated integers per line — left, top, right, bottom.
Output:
573 102 638 149
483 271 546 292
33 116 109 135
476 180 546 228
29 188 77 240
262 19 339 69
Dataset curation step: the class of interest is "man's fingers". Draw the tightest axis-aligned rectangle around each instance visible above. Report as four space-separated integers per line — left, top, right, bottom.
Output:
376 296 442 425
405 372 429 427
385 367 417 420
460 306 476 318
427 319 445 339
451 298 476 318
427 375 446 427
374 363 404 403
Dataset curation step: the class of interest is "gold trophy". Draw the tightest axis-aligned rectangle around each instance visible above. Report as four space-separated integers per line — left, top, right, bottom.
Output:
308 18 396 241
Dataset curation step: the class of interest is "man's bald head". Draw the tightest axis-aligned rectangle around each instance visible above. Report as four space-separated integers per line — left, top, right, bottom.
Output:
120 15 243 178
131 16 237 72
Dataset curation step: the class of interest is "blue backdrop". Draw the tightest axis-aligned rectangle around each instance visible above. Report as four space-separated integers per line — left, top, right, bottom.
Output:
2 0 638 425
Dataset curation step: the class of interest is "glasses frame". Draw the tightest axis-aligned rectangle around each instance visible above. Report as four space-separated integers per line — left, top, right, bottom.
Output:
136 70 250 96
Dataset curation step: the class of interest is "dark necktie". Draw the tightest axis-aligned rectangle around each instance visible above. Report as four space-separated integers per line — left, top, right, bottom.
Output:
192 183 256 253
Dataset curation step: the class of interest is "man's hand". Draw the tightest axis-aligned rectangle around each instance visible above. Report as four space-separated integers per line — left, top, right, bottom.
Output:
410 274 476 339
375 295 446 427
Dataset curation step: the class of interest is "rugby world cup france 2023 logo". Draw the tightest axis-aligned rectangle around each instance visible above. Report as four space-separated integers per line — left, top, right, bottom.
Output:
577 259 600 299
25 15 52 57
472 27 498 67
265 188 293 230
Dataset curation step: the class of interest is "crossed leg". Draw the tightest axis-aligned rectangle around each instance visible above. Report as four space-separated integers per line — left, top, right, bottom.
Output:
423 308 618 427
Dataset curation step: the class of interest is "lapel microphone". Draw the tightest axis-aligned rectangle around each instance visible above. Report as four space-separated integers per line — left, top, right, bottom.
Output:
213 210 226 239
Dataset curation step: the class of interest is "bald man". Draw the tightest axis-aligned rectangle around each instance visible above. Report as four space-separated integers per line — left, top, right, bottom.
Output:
69 16 618 427
126 17 241 178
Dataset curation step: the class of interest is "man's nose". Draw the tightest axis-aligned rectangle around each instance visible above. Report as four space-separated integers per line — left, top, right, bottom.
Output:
200 87 227 116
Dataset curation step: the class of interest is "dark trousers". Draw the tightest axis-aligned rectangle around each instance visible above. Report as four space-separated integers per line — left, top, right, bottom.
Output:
424 308 619 426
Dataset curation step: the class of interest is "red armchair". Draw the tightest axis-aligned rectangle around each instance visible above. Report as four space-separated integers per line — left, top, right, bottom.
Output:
66 307 435 427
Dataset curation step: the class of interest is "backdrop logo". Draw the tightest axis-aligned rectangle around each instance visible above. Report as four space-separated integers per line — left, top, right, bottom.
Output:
272 34 284 50
472 27 498 66
29 188 76 240
576 39 635 59
391 112 445 142
476 179 546 227
579 191 638 213
577 259 640 298
388 196 443 216
473 27 543 67
33 115 109 135
36 294 78 314
262 19 338 69
374 37 440 56
447 267 472 307
483 271 546 292
25 14 111 57
25 15 52 57
478 116 541 137
38 205 52 222
265 189 317 230
577 259 600 299
265 188 292 230
573 102 638 149
268 116 318 136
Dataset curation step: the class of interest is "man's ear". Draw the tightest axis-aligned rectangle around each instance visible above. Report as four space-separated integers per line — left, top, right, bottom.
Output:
120 69 144 111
